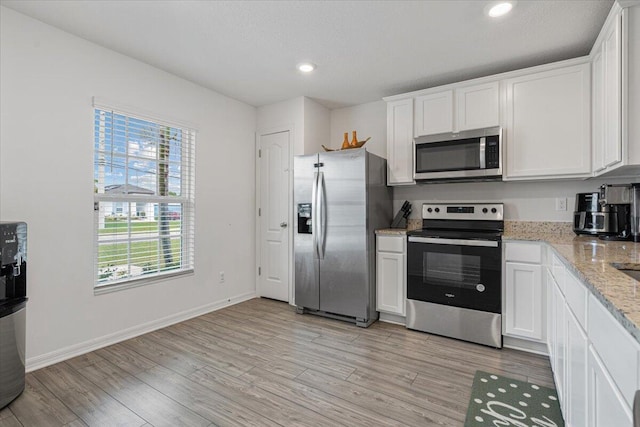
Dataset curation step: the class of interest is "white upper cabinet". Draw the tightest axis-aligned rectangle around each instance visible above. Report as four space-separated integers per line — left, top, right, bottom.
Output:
592 4 640 177
504 62 592 180
386 98 415 185
414 91 454 136
592 49 605 173
456 82 500 132
593 6 624 175
602 13 623 168
414 82 499 137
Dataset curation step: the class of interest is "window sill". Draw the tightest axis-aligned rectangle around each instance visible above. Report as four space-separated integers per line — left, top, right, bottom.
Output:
94 269 194 296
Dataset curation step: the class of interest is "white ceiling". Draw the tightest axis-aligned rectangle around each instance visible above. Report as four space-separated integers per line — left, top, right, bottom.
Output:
0 0 614 109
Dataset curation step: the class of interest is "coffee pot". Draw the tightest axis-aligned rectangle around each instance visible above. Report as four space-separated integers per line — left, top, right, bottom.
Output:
598 184 632 241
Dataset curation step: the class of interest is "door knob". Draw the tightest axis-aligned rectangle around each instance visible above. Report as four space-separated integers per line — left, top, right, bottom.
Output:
280 222 288 228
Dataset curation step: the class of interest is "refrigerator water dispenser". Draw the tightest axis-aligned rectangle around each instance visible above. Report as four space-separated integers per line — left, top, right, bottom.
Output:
297 203 312 234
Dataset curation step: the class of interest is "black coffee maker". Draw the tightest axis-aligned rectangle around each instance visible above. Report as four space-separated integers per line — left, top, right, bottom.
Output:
598 184 632 241
0 222 27 409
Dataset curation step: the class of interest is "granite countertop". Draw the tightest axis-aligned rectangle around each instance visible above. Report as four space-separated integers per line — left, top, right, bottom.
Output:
375 228 408 235
504 230 640 343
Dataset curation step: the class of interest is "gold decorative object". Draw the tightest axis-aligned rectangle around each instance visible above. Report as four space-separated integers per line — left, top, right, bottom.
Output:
322 131 371 152
322 138 369 152
341 132 350 149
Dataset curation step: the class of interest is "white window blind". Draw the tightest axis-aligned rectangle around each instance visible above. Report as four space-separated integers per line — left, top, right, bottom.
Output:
93 107 195 289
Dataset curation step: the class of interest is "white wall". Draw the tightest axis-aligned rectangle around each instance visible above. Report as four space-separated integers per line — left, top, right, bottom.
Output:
0 7 257 368
329 97 634 222
256 96 330 156
330 100 386 158
303 97 330 154
257 97 304 154
394 178 633 222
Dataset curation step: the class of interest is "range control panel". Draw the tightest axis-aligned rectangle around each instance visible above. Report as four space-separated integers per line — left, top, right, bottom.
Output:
422 203 504 221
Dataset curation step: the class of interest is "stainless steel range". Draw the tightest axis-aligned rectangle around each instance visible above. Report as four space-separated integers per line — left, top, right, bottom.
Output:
406 203 504 348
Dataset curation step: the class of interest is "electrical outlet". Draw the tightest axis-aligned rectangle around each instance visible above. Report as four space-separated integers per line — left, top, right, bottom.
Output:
219 271 225 283
555 197 567 211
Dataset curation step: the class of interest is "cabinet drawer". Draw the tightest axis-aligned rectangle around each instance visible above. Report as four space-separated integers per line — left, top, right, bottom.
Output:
588 293 640 408
377 235 405 253
564 271 587 330
505 242 542 263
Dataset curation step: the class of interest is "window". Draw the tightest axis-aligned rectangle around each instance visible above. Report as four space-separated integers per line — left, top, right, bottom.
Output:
93 102 195 290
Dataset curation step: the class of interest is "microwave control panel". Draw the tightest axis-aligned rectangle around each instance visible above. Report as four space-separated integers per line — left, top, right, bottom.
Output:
486 136 500 169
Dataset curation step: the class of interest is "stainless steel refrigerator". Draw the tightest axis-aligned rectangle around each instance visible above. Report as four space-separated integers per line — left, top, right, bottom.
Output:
294 148 391 327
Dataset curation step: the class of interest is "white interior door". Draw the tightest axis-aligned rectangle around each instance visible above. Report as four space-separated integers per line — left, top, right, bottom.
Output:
257 130 290 302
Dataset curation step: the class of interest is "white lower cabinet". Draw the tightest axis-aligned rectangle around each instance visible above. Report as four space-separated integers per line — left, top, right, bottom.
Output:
507 241 640 426
566 308 588 427
505 262 543 340
552 279 567 407
376 234 406 316
588 293 640 408
587 346 633 427
504 242 545 342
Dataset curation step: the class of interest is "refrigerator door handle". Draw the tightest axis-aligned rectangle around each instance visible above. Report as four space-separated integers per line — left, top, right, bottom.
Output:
317 171 326 259
312 171 320 259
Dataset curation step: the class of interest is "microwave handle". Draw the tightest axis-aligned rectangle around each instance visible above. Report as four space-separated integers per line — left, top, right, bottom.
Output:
412 138 416 181
479 137 486 169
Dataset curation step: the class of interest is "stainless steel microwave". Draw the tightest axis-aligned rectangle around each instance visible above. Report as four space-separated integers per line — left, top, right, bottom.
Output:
414 126 502 182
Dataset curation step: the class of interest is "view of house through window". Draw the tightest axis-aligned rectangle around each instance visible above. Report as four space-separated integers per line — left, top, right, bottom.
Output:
93 106 195 288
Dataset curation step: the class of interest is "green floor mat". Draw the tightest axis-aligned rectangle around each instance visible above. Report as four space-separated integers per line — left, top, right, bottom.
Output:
465 370 564 427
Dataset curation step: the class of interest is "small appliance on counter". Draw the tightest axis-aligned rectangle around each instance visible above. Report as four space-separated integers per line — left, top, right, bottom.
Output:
573 192 620 236
573 184 635 240
0 222 27 409
597 184 632 241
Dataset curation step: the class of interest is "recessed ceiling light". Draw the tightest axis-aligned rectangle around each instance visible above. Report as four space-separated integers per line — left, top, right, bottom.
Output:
297 62 316 73
488 2 513 17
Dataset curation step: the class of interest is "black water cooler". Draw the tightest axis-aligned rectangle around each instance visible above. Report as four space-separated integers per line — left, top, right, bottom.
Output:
0 222 27 409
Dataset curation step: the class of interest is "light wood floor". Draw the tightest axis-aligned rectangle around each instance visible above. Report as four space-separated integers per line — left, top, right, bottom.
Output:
0 298 555 427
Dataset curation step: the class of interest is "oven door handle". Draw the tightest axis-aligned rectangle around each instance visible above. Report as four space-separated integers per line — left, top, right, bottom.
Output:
408 236 499 248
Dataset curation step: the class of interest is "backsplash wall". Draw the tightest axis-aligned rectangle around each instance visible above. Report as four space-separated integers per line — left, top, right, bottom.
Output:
393 177 634 222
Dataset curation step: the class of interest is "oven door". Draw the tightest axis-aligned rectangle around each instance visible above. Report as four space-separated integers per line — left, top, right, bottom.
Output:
407 236 502 313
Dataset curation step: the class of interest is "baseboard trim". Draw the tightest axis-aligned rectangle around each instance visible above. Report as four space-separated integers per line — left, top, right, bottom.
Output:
378 312 406 326
26 291 256 372
503 335 549 356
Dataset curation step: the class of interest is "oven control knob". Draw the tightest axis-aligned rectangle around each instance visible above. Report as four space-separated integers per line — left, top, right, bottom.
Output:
491 208 497 214
476 284 486 292
427 208 433 213
482 208 488 213
435 208 440 213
